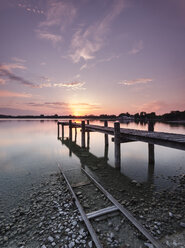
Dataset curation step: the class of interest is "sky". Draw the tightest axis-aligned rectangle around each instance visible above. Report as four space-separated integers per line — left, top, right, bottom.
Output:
0 0 185 116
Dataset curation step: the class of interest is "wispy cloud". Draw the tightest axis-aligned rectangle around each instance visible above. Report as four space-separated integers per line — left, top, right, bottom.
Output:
119 78 153 86
80 55 120 71
0 63 26 72
129 40 143 55
27 101 68 109
39 0 76 30
134 100 168 114
70 0 125 63
0 63 86 90
0 90 32 98
18 2 44 15
36 29 62 44
0 64 36 88
72 102 101 110
39 81 86 90
36 0 76 46
80 64 88 71
27 101 100 112
11 57 26 63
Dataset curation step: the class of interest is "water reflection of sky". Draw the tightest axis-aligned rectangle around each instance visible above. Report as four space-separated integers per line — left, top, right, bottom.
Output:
0 120 185 213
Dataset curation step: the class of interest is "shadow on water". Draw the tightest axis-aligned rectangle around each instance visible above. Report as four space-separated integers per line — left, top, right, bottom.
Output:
57 125 157 205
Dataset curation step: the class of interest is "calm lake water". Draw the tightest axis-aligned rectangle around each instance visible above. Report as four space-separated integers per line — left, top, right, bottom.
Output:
0 119 185 214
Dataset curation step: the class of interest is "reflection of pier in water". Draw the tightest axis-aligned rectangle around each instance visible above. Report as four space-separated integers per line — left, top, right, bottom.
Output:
58 120 155 184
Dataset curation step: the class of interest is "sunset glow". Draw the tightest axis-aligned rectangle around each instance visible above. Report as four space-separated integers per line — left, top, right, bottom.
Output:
0 0 185 116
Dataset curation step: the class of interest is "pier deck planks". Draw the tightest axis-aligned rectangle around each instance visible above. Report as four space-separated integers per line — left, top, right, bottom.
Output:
58 122 185 150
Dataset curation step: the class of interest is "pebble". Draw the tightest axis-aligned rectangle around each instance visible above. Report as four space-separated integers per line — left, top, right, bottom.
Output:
144 242 154 248
180 222 185 228
88 241 93 248
48 236 54 242
69 241 75 247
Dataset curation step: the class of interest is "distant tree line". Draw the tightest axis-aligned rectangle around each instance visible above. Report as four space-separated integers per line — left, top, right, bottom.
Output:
0 110 185 121
118 110 185 121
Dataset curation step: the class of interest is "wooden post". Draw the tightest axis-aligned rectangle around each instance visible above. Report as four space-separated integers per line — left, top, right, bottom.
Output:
86 120 90 149
57 122 60 139
148 144 155 184
75 127 77 143
104 120 108 127
114 121 121 168
148 121 155 183
69 120 72 140
148 143 155 164
62 124 64 140
81 121 85 148
104 120 109 160
148 121 154 132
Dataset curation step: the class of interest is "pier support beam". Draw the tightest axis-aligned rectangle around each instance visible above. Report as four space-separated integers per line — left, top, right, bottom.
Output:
69 120 72 140
75 127 77 143
104 121 109 160
148 121 154 132
57 122 60 139
114 121 121 168
81 121 86 148
87 120 90 149
148 121 155 183
62 124 64 140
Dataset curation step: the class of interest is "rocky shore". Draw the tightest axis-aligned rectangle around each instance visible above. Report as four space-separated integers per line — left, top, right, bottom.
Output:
0 173 92 248
0 170 185 248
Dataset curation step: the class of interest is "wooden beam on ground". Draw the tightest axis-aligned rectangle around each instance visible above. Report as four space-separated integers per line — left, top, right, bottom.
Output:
87 205 118 220
82 168 164 248
61 169 103 248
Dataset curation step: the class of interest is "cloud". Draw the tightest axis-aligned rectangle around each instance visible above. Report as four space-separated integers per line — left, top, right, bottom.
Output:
39 81 86 90
80 55 120 71
57 81 85 88
39 0 76 30
36 0 76 46
18 2 44 15
0 64 36 88
129 40 143 55
0 107 39 116
0 64 85 90
0 90 32 98
134 100 168 114
27 101 68 109
0 63 26 72
27 101 100 113
70 0 125 63
80 64 88 71
119 78 153 86
12 57 26 63
72 102 101 110
36 30 62 44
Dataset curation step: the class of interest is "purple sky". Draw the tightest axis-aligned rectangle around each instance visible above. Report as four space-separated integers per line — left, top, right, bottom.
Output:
0 0 185 115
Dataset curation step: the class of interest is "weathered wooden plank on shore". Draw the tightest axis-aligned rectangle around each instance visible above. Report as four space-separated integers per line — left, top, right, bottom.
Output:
58 121 185 150
87 205 118 220
60 169 103 248
82 168 164 248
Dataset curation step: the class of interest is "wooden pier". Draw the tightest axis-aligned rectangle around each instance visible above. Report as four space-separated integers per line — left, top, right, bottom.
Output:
57 120 185 168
